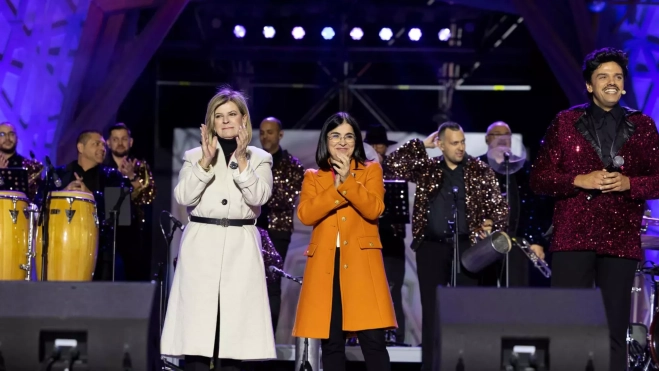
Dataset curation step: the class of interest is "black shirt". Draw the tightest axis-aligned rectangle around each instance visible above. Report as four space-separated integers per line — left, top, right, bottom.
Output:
6 153 26 168
71 162 101 193
588 103 624 166
426 160 468 239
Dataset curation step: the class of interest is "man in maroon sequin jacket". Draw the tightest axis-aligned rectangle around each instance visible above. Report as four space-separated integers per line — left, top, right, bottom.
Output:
531 47 659 371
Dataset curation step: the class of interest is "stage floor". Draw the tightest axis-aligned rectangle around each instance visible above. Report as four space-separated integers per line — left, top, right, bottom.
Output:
275 344 422 363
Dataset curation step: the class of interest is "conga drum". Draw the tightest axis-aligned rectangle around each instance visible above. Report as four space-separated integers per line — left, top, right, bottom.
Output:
0 191 30 280
36 191 99 281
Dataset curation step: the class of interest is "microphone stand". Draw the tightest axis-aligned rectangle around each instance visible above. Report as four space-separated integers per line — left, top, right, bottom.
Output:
159 222 180 335
38 167 55 281
503 152 510 288
107 187 130 282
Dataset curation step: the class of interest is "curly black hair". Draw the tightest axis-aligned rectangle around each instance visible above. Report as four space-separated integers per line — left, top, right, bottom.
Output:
582 47 629 83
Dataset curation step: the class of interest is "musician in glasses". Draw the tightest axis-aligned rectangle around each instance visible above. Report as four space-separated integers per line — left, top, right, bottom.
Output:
0 122 43 200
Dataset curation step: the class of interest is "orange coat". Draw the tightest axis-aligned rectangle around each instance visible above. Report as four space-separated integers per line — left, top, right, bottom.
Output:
292 160 397 339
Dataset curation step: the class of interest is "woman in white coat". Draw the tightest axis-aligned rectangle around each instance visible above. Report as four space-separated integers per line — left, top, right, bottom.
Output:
161 87 276 370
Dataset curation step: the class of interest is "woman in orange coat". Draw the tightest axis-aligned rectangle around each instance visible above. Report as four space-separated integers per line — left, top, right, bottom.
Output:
293 112 396 371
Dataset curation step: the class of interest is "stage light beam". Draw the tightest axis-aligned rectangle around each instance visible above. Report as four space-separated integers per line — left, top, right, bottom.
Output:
379 28 393 41
321 27 335 40
408 28 422 41
233 25 246 38
350 27 364 41
292 26 306 40
263 26 276 39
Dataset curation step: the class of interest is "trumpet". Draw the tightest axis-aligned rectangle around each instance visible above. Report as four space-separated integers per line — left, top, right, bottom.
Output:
512 237 551 278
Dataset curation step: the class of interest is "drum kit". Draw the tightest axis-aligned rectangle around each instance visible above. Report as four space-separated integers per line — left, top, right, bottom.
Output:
628 215 659 370
0 190 99 282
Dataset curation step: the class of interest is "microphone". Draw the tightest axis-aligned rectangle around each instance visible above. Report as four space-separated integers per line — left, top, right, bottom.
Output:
452 186 459 201
269 266 302 284
586 155 624 201
44 156 62 188
503 151 511 161
166 212 185 231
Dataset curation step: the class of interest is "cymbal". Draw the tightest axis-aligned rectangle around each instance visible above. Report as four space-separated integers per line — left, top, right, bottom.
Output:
642 235 659 250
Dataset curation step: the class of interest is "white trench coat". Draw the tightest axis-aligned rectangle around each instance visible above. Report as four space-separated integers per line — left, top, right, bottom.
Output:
161 145 276 360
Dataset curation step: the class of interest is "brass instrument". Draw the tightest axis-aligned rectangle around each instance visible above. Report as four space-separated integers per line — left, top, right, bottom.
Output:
512 237 552 278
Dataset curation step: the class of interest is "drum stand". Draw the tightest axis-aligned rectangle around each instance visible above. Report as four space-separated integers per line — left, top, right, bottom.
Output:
503 153 510 288
37 168 57 281
450 188 460 287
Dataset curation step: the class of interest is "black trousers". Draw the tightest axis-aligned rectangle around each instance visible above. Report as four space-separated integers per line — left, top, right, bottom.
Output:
551 251 637 371
382 232 406 343
322 249 391 371
416 239 482 371
266 230 291 334
184 299 242 371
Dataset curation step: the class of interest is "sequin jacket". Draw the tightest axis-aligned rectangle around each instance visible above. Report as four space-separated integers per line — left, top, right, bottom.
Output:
6 153 43 200
174 226 283 285
265 150 304 232
103 157 156 206
384 138 508 250
530 104 659 260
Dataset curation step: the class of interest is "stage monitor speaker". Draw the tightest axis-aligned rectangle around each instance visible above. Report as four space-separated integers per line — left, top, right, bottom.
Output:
0 281 159 371
434 287 609 371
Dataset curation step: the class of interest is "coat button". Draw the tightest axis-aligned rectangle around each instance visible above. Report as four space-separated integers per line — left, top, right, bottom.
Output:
343 240 347 245
221 199 227 205
342 190 347 195
344 264 348 269
369 242 373 247
341 217 346 222
334 200 339 205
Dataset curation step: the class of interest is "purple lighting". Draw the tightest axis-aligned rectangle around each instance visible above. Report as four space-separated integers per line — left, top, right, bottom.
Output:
292 27 306 40
408 28 422 41
438 28 451 41
263 26 276 39
233 25 246 38
350 27 364 41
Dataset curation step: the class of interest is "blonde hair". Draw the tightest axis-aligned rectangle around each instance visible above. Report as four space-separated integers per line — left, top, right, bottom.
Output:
205 86 252 143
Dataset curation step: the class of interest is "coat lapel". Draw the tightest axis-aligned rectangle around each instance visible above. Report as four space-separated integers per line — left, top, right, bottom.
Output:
612 118 636 157
574 113 603 161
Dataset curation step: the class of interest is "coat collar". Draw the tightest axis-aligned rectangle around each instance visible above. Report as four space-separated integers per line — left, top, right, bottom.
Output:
316 159 366 190
571 102 637 164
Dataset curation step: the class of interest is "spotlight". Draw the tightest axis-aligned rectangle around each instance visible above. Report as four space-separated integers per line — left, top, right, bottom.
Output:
438 28 451 41
349 27 364 41
292 26 306 40
379 28 393 41
408 28 422 41
233 25 246 38
321 27 335 40
587 0 606 13
263 26 276 39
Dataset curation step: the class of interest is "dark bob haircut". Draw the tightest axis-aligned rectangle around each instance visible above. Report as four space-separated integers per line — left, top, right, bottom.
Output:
315 112 369 171
582 47 629 83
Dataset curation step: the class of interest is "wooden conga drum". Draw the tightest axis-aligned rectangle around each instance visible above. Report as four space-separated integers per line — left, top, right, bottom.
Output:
36 191 99 281
0 191 30 280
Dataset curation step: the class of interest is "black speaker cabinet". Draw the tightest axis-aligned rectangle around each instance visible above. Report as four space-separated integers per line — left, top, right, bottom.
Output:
0 281 159 371
434 287 610 371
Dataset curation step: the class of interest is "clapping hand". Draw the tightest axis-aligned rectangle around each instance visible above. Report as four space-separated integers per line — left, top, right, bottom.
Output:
64 172 91 193
331 153 351 188
200 124 217 168
119 158 137 179
235 123 249 161
0 153 7 168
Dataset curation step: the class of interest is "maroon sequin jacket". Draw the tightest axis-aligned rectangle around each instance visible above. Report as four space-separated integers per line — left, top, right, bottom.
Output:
530 104 659 260
384 138 508 250
265 150 304 233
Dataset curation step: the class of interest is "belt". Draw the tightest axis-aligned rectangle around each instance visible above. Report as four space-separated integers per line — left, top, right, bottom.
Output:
189 216 256 227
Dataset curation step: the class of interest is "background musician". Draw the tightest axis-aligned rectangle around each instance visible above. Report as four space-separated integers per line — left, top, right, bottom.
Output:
256 116 304 333
530 47 659 370
104 123 157 281
37 130 128 281
384 121 508 371
364 124 407 343
479 121 551 286
0 122 43 200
